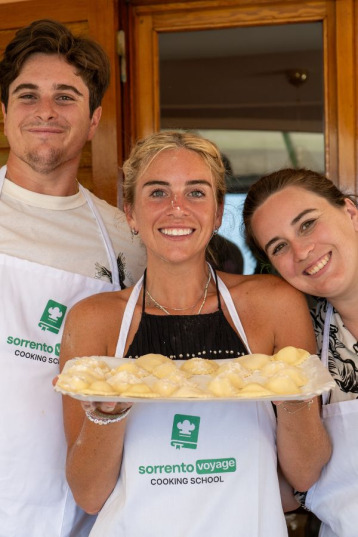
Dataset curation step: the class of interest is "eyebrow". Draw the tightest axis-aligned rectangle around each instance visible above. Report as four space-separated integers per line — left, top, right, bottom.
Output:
142 179 212 188
11 83 83 97
264 208 316 253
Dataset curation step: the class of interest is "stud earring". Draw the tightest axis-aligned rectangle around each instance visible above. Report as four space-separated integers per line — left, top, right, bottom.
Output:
131 228 139 236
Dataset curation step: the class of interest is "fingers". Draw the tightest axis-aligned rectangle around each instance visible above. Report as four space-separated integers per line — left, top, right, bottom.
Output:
81 400 132 414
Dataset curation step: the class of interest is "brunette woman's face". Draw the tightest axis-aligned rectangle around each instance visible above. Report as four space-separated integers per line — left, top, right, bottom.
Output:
126 148 223 265
251 186 358 300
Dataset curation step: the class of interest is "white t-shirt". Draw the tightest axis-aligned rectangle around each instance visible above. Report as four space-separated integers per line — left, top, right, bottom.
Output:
0 178 146 288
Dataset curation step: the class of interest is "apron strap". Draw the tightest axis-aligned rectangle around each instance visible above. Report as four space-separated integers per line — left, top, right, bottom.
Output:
115 266 251 357
115 275 144 357
0 165 6 190
80 185 120 290
322 302 333 405
212 266 251 352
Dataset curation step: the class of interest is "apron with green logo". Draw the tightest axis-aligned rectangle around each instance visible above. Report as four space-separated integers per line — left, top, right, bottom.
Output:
90 274 288 537
0 166 120 537
306 304 358 537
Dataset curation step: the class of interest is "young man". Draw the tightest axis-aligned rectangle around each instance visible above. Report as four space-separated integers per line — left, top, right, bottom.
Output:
0 19 145 537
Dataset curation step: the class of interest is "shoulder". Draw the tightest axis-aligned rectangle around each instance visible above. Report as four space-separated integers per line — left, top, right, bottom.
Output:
218 271 311 330
87 190 127 225
217 272 315 354
66 287 132 326
218 271 306 306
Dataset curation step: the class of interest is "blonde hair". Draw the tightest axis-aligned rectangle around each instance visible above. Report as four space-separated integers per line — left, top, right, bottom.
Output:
122 130 226 208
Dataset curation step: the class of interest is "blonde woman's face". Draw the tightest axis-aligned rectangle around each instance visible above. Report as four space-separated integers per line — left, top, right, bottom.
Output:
126 148 223 264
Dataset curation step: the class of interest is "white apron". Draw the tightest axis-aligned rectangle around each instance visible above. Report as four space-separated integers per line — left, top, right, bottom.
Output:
90 273 288 537
0 166 120 537
306 303 358 537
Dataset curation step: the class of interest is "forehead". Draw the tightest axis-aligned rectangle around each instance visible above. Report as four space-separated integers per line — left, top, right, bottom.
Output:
142 148 209 177
258 185 326 213
252 186 327 233
10 53 88 94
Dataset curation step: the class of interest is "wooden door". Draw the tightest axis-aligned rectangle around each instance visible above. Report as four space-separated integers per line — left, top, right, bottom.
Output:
0 0 121 205
127 0 358 192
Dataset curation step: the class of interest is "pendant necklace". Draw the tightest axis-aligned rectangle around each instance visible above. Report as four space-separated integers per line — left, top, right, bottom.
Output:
146 270 212 315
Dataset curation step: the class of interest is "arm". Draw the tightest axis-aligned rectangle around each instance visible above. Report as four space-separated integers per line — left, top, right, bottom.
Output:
278 465 300 513
233 275 332 492
60 294 130 514
268 279 331 492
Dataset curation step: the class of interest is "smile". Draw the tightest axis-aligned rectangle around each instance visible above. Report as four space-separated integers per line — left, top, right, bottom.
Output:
304 253 331 275
27 128 64 134
160 228 193 236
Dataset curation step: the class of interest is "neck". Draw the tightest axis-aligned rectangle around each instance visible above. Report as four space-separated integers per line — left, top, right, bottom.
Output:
5 155 80 196
145 262 212 314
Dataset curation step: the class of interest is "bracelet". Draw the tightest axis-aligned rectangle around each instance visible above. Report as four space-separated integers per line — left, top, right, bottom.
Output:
276 399 314 414
85 406 132 425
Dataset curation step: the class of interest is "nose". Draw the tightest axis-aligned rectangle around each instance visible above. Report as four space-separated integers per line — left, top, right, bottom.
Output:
291 238 314 262
35 97 58 121
167 194 189 216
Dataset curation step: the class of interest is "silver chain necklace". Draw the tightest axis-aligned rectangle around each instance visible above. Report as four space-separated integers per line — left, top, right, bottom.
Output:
146 270 212 315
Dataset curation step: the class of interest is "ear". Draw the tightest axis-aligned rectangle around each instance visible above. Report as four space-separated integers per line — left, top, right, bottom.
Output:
124 202 137 231
87 106 102 141
344 198 358 230
214 201 224 230
1 103 7 135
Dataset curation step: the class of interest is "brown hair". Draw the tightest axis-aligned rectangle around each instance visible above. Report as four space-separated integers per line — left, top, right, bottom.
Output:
0 19 110 116
243 168 355 264
122 130 226 208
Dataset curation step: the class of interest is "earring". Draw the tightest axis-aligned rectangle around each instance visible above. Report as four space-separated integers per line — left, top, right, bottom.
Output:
131 228 139 236
213 228 219 235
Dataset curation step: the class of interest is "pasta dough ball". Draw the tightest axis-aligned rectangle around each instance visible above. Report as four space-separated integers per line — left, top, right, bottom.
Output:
281 366 308 387
121 383 158 398
261 362 307 387
69 357 111 376
107 371 142 393
261 361 287 377
237 382 273 397
172 383 208 398
207 375 240 397
273 346 310 365
265 374 301 395
56 375 89 392
216 361 251 378
136 353 172 372
180 357 219 375
66 370 100 385
83 380 115 395
152 362 188 380
153 378 181 397
235 353 271 371
110 362 149 378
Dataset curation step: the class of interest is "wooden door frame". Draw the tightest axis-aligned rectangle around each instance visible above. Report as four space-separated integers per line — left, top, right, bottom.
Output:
128 0 357 192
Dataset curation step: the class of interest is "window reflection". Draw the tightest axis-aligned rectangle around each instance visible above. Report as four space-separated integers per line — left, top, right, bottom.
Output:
159 23 323 274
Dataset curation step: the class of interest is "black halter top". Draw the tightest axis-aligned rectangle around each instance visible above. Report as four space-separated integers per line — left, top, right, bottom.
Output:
125 268 249 360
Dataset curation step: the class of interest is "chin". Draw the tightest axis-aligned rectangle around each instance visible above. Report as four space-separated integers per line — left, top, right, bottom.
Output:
25 150 64 174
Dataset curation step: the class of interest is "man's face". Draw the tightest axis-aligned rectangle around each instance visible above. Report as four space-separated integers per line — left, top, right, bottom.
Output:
2 53 101 176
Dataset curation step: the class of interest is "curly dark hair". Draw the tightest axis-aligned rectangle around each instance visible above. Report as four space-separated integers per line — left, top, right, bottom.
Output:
0 19 110 116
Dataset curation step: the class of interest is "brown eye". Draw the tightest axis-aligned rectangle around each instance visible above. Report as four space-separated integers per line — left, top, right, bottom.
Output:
301 219 315 232
272 243 286 256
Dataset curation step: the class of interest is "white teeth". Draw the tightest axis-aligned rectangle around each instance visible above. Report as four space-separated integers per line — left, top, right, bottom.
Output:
306 254 330 275
161 228 192 236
